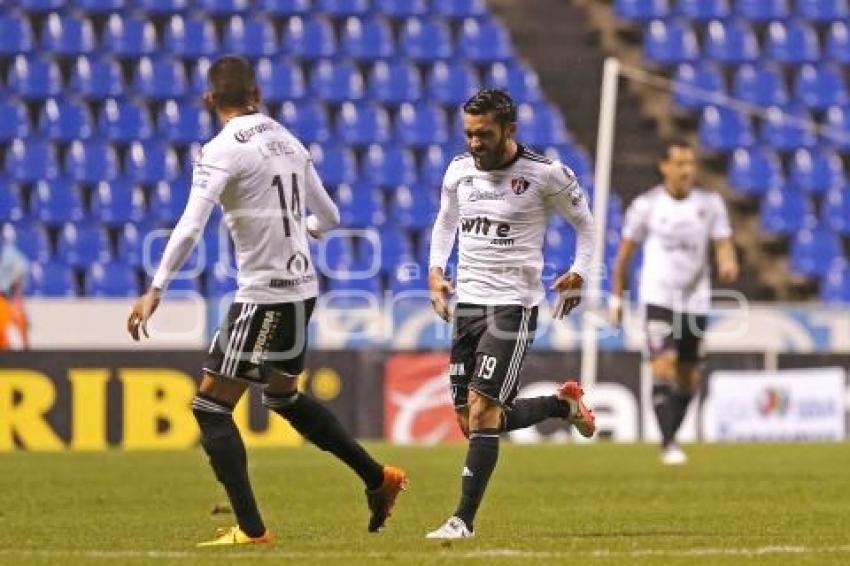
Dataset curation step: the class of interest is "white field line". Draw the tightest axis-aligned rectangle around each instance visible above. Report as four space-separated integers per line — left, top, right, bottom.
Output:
0 545 850 561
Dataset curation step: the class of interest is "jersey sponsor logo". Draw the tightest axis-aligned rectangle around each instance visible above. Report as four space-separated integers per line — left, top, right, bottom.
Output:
269 273 316 288
468 188 506 202
286 252 310 276
250 310 282 365
460 216 515 247
233 121 277 143
511 176 530 195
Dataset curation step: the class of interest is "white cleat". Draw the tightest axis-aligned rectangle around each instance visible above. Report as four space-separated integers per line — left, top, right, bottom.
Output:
662 444 688 466
425 516 474 539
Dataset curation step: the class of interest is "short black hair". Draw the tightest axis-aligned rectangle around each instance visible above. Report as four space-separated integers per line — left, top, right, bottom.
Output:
207 55 257 109
463 89 517 126
661 138 694 161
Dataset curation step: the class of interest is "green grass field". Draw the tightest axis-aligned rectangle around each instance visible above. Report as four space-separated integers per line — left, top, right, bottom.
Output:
1 443 849 566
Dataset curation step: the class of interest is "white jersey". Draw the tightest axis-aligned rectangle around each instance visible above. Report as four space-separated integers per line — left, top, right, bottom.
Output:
622 185 732 314
429 146 594 307
152 113 339 303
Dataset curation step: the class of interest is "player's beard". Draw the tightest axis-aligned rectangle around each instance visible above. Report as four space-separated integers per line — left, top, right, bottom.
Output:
473 132 509 171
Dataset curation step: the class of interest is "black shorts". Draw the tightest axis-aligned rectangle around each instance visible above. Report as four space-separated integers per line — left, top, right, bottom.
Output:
204 298 316 383
449 303 538 409
644 304 707 363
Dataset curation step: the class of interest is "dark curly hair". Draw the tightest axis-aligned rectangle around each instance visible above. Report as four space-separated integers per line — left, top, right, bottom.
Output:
463 89 517 126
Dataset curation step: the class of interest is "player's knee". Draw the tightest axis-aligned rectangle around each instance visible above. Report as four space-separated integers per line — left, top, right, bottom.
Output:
467 391 503 431
677 362 701 390
192 395 235 441
650 354 678 381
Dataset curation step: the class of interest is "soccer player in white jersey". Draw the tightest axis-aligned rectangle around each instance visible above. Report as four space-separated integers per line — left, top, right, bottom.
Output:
126 56 406 545
425 90 597 539
610 139 738 465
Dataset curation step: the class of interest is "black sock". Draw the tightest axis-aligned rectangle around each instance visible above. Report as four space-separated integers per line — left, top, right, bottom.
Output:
454 428 500 532
500 396 569 432
652 381 677 448
192 396 265 538
263 391 384 490
669 389 693 439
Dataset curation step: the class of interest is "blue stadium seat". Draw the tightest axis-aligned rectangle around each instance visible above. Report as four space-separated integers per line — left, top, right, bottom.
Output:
672 61 725 110
796 0 849 23
57 223 112 268
146 233 201 275
760 104 817 151
76 0 125 13
544 226 577 266
793 63 849 111
318 232 354 272
318 0 370 17
735 0 790 21
8 55 63 100
759 187 814 235
223 16 277 59
279 100 331 144
727 146 783 197
0 15 34 55
258 0 312 16
197 0 250 15
17 0 64 11
375 0 428 18
6 138 60 183
458 18 514 63
420 144 451 187
0 179 23 223
676 0 730 21
485 62 542 104
133 56 188 101
375 226 415 273
789 147 845 195
699 105 754 152
0 97 31 141
3 221 51 263
38 97 94 142
394 102 450 148
149 182 189 224
41 13 96 57
427 60 481 106
340 16 394 61
823 186 850 234
205 261 237 298
256 58 306 102
826 22 850 64
336 183 386 228
103 14 158 58
821 262 850 303
28 261 78 297
284 16 336 60
543 144 594 183
399 17 453 62
335 101 392 147
65 139 120 183
732 63 788 108
704 18 759 64
614 0 670 23
416 228 457 272
309 142 358 186
309 59 365 103
98 98 153 143
188 57 212 97
326 274 381 295
388 184 438 230
362 144 417 187
789 226 843 278
115 222 145 267
30 178 85 226
124 141 182 183
85 261 139 297
164 15 220 59
389 260 428 294
764 20 820 65
90 179 147 226
642 19 699 65
70 56 124 100
824 105 850 150
158 100 213 145
367 60 422 104
519 102 571 146
135 0 189 14
433 0 488 18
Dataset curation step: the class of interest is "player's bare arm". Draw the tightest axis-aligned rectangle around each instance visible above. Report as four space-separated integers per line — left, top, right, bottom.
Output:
610 238 638 326
127 286 162 341
428 267 453 322
714 238 739 283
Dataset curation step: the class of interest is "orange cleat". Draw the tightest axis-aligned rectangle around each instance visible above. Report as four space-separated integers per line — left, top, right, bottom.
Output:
365 465 408 532
196 526 273 547
557 380 596 438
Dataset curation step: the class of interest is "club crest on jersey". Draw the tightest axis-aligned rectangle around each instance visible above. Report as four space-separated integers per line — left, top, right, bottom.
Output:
511 176 530 195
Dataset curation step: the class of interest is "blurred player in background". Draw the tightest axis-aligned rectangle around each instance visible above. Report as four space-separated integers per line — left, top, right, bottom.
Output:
127 55 406 545
425 90 597 539
0 241 29 350
610 139 738 465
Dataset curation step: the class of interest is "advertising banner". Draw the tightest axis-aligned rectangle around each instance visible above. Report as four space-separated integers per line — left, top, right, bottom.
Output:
704 368 847 442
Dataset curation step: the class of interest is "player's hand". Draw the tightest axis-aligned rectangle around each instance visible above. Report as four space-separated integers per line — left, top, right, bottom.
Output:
127 287 162 341
550 271 583 318
608 295 624 327
428 269 453 322
718 259 739 283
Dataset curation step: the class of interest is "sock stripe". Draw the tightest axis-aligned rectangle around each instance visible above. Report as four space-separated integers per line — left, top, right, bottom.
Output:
261 392 300 409
192 396 233 414
499 308 530 402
